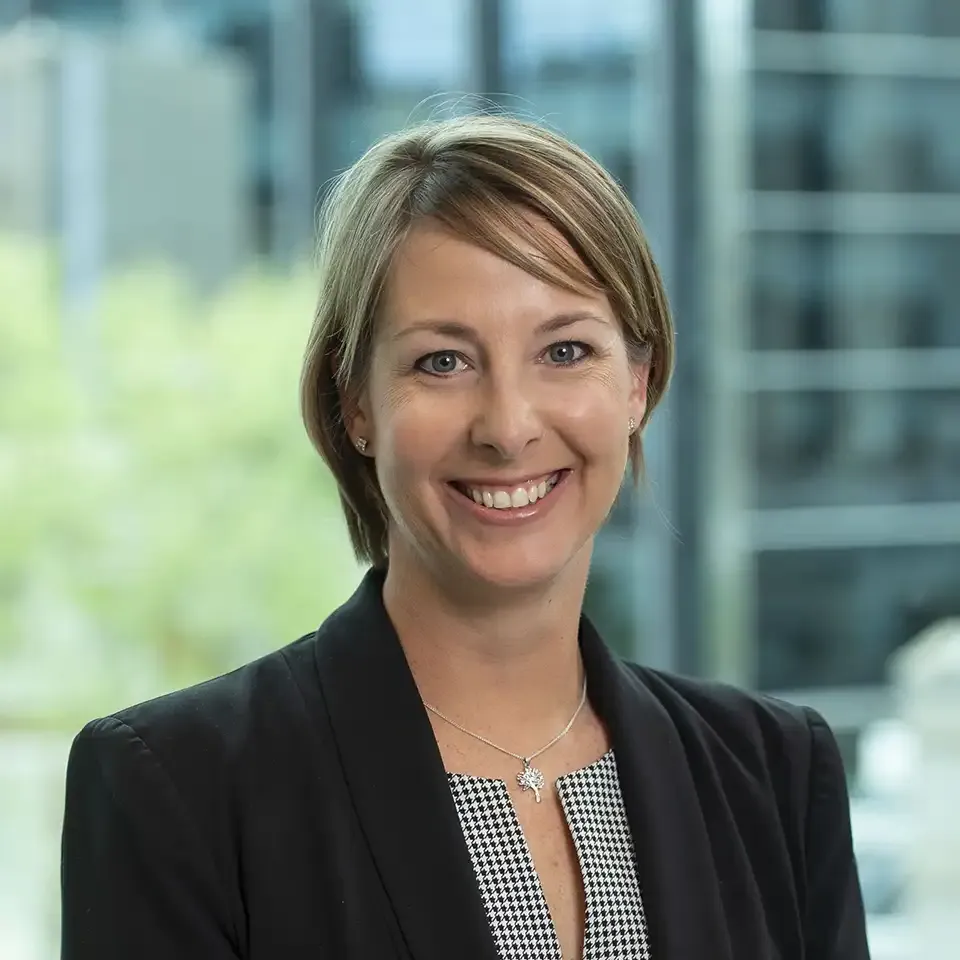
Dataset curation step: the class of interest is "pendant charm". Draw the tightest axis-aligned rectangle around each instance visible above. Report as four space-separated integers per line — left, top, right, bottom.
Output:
517 759 546 802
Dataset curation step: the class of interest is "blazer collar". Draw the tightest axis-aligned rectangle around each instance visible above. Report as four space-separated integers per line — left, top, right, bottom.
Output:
313 568 731 960
312 569 498 960
580 615 734 960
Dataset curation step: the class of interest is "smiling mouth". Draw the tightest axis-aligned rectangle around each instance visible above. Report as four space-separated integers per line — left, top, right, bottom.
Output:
449 471 567 510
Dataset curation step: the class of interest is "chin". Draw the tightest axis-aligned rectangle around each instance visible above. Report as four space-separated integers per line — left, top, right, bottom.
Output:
449 538 590 595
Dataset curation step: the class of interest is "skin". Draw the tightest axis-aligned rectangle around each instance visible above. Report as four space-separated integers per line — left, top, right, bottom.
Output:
347 214 649 960
346 213 648 730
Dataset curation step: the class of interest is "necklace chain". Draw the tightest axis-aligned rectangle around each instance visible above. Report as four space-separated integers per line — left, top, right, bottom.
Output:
421 675 588 764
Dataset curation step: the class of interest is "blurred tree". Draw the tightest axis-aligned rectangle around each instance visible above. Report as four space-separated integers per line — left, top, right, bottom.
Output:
0 239 362 728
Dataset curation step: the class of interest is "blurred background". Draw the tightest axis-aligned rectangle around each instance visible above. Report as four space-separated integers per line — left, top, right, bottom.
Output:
2 0 959 957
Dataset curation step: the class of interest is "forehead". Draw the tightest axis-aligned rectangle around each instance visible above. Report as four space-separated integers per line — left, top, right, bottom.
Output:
381 217 611 329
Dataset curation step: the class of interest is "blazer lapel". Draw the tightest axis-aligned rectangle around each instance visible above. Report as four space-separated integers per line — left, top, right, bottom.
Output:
580 618 734 960
313 570 734 959
312 570 499 960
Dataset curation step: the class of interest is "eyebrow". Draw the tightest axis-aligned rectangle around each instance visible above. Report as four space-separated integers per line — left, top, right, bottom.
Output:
391 311 611 342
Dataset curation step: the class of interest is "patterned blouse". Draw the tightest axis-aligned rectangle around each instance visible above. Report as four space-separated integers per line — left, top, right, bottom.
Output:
446 750 652 960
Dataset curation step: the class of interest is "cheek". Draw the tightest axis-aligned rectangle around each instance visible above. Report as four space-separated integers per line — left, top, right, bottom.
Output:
552 368 632 450
374 390 462 496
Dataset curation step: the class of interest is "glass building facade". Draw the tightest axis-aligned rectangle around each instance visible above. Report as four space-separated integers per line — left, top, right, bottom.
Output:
702 0 960 731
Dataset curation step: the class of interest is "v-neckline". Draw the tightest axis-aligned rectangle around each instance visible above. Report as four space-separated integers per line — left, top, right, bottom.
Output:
446 750 621 960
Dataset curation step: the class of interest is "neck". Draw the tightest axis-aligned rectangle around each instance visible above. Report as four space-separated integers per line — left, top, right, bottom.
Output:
382 546 591 738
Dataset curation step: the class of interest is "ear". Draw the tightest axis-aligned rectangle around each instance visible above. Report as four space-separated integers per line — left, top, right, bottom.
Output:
628 359 651 430
340 384 374 455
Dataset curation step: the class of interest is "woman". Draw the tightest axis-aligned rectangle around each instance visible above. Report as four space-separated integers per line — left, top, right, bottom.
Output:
61 115 869 960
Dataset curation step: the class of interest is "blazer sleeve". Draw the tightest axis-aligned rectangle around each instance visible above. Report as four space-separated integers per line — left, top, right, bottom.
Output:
802 707 871 960
61 716 241 960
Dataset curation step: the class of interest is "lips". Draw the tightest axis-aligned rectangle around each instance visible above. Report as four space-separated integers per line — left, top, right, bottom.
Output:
450 471 565 510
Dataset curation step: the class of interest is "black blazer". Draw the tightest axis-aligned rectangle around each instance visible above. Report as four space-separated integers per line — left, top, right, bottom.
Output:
61 569 870 959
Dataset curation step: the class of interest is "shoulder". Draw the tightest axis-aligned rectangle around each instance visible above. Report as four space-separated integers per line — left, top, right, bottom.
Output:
626 661 823 761
70 630 323 801
623 665 860 917
612 669 867 952
622 662 843 827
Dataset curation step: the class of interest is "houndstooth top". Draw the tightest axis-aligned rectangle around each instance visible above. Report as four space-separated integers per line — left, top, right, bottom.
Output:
446 749 652 960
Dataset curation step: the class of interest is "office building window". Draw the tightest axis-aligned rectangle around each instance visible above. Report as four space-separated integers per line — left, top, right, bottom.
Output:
757 545 960 689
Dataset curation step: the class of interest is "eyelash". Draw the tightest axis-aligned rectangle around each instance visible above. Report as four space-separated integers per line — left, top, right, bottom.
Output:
414 341 594 377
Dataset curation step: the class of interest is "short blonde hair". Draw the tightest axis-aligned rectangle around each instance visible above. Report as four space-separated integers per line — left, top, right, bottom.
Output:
300 114 675 567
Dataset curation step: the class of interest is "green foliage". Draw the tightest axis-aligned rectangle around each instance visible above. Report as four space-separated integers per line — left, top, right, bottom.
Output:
0 239 362 727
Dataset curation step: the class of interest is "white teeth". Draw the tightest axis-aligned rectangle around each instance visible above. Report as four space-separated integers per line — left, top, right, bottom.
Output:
462 472 562 510
510 488 529 508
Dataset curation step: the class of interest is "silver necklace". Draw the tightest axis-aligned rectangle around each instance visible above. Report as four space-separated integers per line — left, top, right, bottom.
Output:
422 676 588 803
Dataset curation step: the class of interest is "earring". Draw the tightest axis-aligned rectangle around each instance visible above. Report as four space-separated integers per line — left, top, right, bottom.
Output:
628 417 637 434
355 437 368 453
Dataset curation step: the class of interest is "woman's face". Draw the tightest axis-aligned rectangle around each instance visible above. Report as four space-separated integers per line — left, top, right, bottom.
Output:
352 216 649 593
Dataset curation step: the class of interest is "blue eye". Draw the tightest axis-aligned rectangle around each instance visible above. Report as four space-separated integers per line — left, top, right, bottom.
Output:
416 351 466 376
546 341 589 365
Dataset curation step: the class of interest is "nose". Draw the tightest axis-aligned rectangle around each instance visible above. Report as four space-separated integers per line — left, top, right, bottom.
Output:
469 371 543 459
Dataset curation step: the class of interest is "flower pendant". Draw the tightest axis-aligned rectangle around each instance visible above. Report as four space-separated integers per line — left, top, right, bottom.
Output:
517 759 546 802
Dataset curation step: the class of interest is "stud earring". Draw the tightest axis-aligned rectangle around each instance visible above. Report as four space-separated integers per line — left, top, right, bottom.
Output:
628 417 637 434
355 437 368 453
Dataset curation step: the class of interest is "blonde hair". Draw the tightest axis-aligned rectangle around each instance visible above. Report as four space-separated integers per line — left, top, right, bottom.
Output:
300 114 675 566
